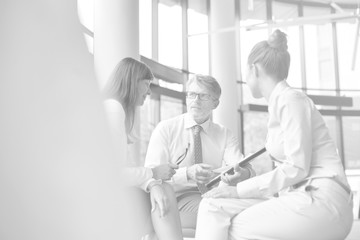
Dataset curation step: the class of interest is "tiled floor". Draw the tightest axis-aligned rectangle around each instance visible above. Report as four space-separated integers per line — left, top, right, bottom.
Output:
184 220 360 240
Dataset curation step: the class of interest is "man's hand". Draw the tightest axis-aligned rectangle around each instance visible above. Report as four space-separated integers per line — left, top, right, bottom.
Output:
202 185 239 199
152 163 179 180
186 163 214 184
221 163 250 186
149 184 169 218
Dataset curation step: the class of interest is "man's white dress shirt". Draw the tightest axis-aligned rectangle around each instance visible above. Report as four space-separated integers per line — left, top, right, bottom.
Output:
145 113 244 195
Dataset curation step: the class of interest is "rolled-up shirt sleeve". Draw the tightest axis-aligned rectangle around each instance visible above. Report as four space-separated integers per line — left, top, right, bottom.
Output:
145 122 189 184
172 167 188 184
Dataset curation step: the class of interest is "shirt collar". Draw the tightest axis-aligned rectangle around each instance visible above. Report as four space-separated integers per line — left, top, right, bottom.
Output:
268 80 288 107
184 113 211 133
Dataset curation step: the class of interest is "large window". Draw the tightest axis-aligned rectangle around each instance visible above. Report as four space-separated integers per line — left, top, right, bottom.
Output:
237 1 360 171
139 1 186 162
158 80 184 120
243 111 270 175
139 0 360 171
337 8 360 91
158 0 182 69
139 0 152 59
343 117 360 169
239 0 268 107
188 0 209 74
303 6 336 93
272 1 302 88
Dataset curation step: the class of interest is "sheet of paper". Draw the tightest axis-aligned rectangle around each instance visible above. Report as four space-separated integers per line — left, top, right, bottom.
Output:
212 165 233 174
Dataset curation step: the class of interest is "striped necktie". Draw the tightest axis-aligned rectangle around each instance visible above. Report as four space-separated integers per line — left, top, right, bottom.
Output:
193 125 208 194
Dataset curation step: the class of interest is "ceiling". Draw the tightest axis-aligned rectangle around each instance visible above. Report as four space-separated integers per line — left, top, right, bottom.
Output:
161 0 360 15
306 0 359 4
162 0 360 6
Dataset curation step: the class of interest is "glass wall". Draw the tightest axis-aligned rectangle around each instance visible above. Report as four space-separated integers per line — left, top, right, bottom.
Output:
139 0 152 59
139 0 360 171
139 0 186 162
239 0 268 108
272 1 302 89
337 8 360 91
343 117 360 169
303 6 336 93
243 111 270 175
158 0 183 69
237 0 360 171
158 80 184 120
188 0 209 74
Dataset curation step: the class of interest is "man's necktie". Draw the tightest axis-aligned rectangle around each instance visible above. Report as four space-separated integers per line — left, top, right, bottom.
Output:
193 125 208 194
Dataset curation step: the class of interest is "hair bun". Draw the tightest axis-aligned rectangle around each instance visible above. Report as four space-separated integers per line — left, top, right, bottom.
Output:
268 29 288 51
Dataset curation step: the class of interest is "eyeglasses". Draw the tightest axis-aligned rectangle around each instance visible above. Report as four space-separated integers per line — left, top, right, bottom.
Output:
186 92 214 101
176 143 190 165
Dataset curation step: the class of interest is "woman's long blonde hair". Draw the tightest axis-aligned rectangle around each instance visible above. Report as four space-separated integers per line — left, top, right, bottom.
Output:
103 57 154 134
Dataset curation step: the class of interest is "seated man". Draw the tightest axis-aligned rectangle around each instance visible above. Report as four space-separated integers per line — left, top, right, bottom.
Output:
144 74 254 233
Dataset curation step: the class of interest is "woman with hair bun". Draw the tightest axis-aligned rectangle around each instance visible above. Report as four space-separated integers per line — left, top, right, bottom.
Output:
195 30 353 240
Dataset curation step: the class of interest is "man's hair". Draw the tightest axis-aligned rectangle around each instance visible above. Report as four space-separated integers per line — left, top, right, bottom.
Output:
186 74 221 99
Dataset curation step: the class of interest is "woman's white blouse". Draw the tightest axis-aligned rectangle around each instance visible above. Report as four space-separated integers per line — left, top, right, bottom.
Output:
104 99 152 190
236 81 349 198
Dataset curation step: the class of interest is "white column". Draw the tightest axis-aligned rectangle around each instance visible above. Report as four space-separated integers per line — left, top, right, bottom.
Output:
209 0 239 135
94 0 139 87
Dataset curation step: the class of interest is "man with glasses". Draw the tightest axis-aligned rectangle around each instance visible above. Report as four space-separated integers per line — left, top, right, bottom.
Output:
144 74 254 235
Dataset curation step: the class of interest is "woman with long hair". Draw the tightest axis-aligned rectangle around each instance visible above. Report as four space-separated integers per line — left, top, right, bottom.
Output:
103 57 183 240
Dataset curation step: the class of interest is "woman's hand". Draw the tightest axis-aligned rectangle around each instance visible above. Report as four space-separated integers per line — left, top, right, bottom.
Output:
152 163 179 180
150 184 169 218
202 185 239 199
221 164 250 186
